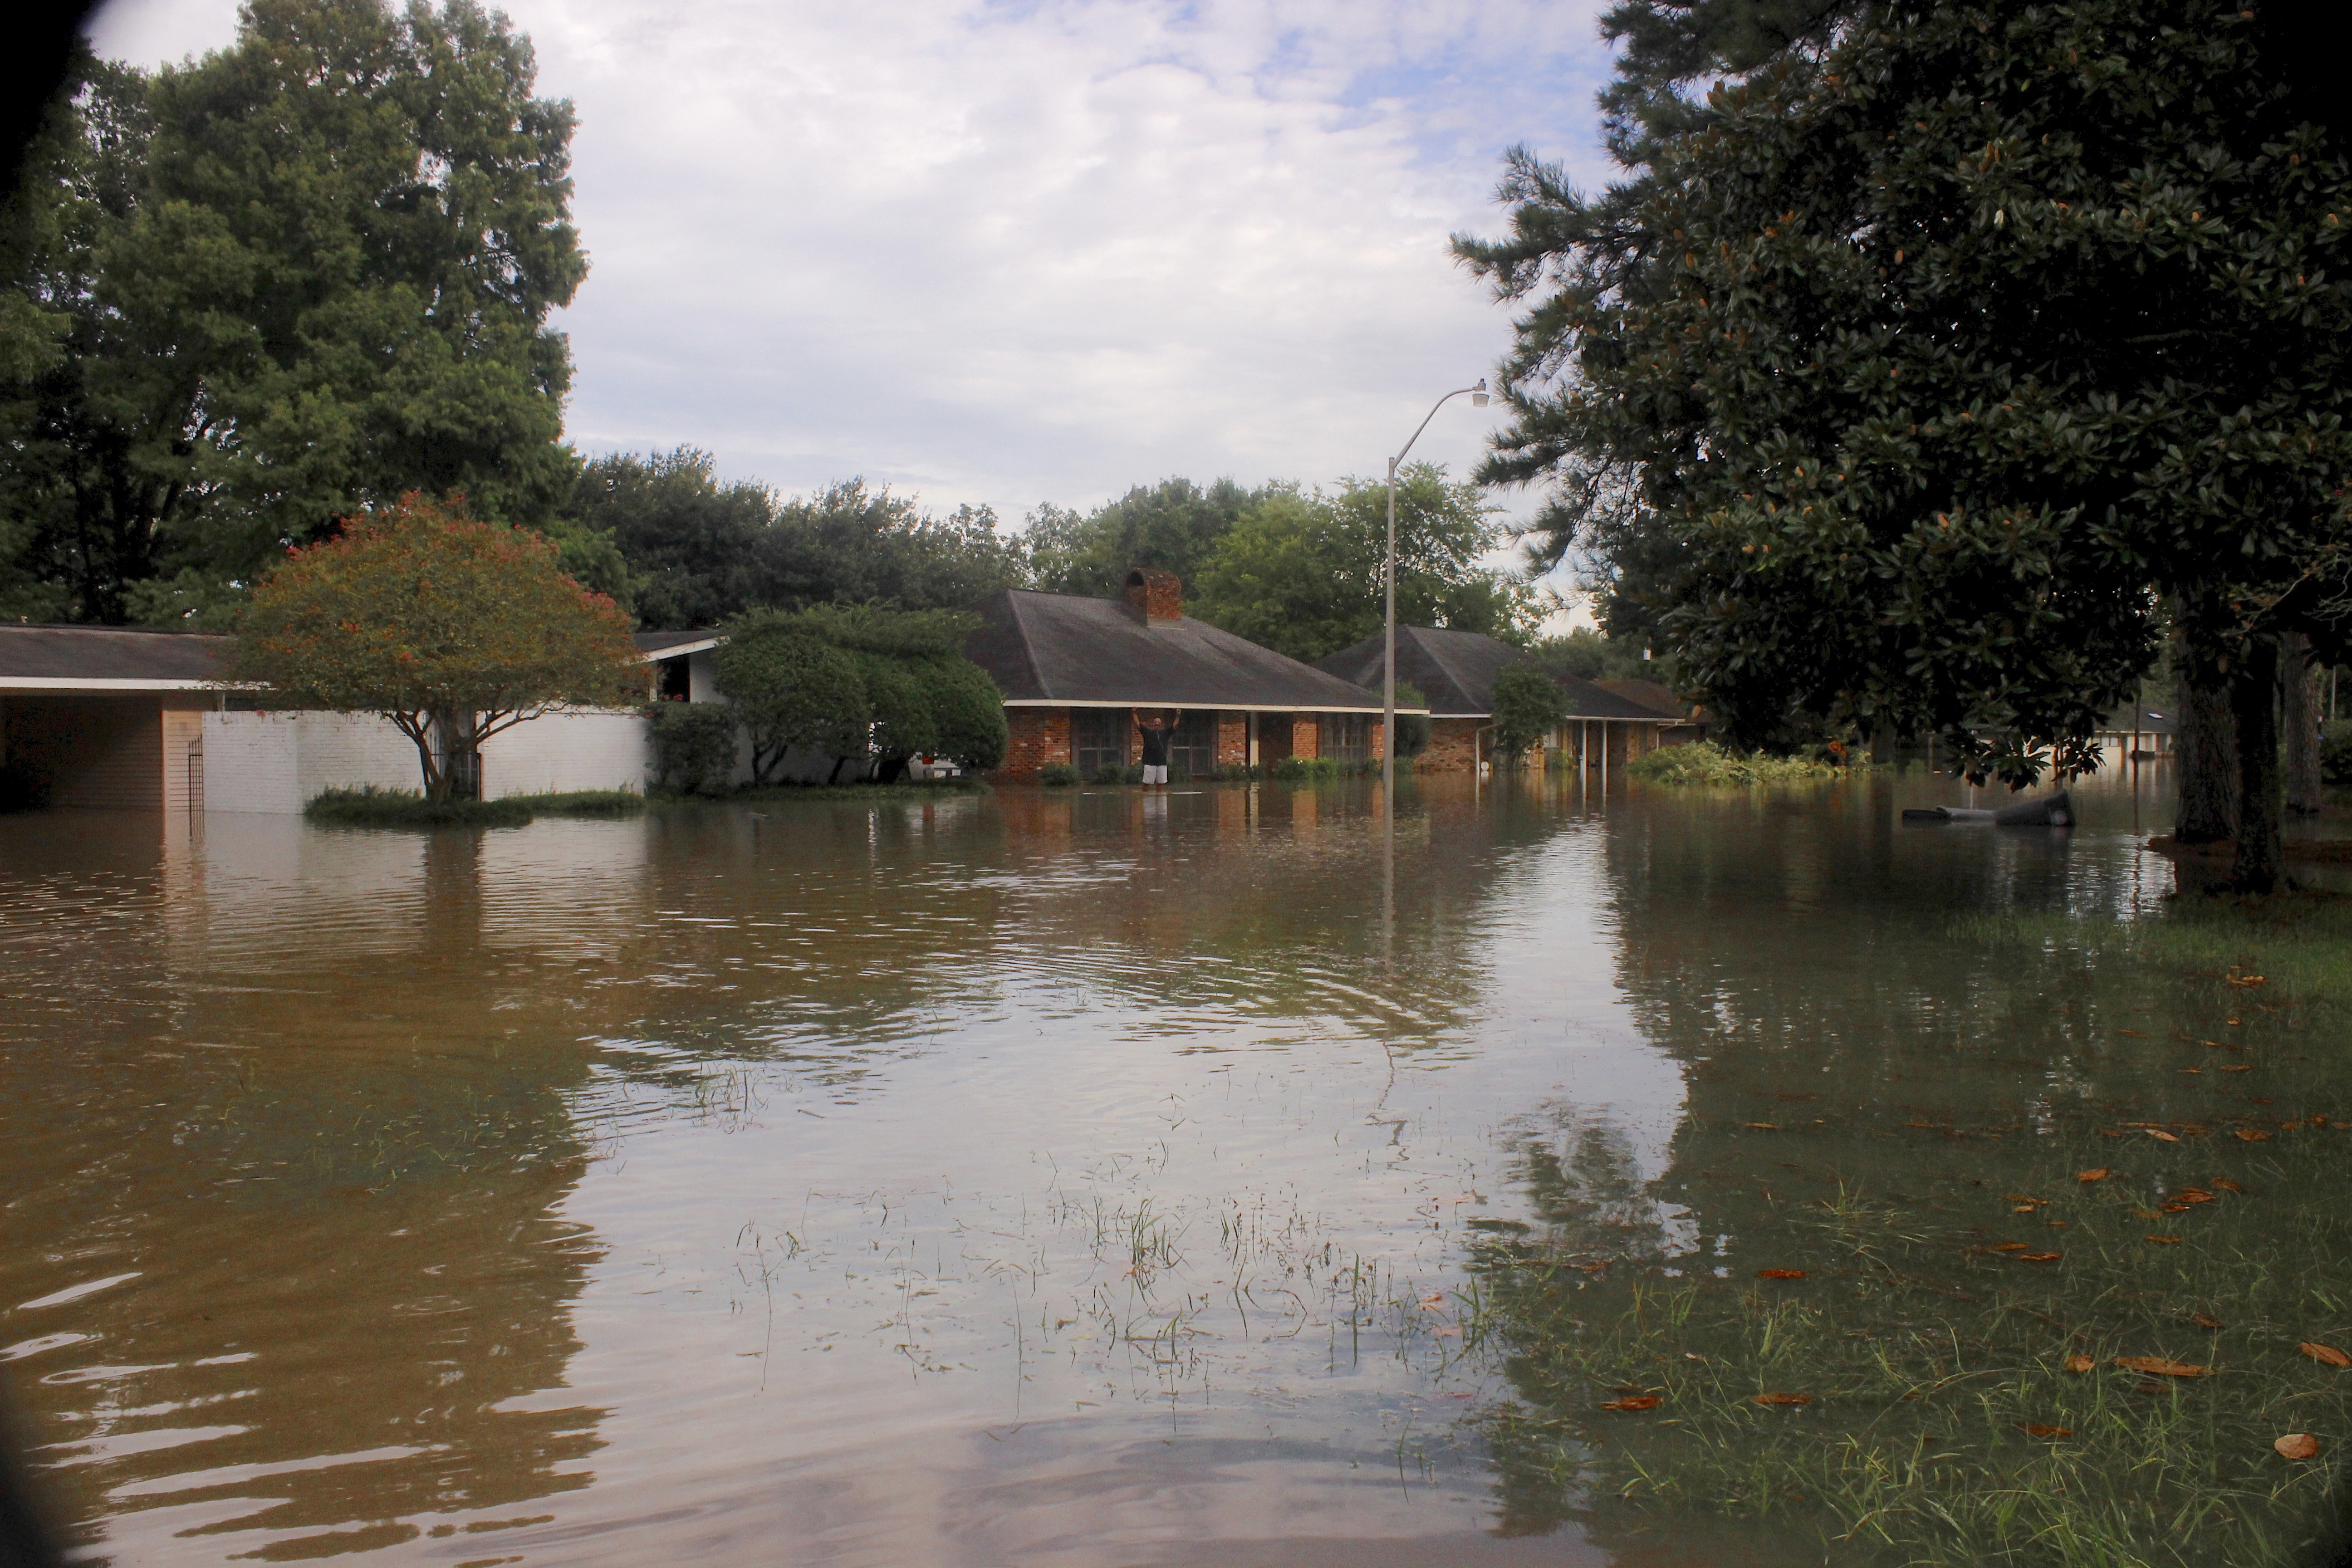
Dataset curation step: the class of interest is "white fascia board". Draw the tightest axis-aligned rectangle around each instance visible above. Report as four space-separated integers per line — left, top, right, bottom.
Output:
0 677 231 691
635 638 720 662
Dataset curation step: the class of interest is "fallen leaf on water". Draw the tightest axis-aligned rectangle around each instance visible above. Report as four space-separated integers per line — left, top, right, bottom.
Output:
1419 1294 1447 1310
2119 1029 2149 1037
2078 1168 2110 1183
1756 1268 1807 1279
2146 1129 2181 1142
2228 976 2267 988
2014 1252 2063 1263
2228 1017 2243 1025
2018 1422 2074 1438
2013 1204 2037 1213
2162 1202 2193 1213
2180 1067 2204 1075
2219 1064 2254 1073
2172 1190 2214 1205
1990 1242 2032 1252
2146 1235 2184 1245
2064 1354 2096 1373
2300 1342 2351 1368
2114 1356 2207 1377
1745 1122 1779 1130
2278 1433 2321 1460
1570 1261 1609 1273
2190 1313 2225 1329
2212 1178 2244 1193
2133 1207 2166 1220
2236 1129 2272 1142
1600 1395 1661 1412
1434 1326 1461 1339
1754 1392 1813 1406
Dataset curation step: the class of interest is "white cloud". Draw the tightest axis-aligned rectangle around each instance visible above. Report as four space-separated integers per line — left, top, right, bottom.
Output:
86 0 1622 556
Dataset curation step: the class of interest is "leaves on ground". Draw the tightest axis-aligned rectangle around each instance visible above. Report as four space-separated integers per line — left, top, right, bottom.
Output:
1754 1392 1813 1406
2063 1354 2095 1373
2077 1167 2110 1183
2277 1433 2322 1460
2017 1422 2073 1438
2189 1313 2225 1330
2237 1129 2273 1142
2145 1235 2184 1245
1755 1268 1807 1279
1600 1395 1661 1412
2300 1342 2351 1368
2114 1356 2208 1378
2014 1252 2062 1263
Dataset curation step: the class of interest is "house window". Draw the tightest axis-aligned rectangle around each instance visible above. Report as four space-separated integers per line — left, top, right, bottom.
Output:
1324 713 1371 763
1073 709 1127 775
1168 711 1217 778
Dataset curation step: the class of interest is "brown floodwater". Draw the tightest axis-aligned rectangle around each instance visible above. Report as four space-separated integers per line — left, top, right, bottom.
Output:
0 766 2320 1565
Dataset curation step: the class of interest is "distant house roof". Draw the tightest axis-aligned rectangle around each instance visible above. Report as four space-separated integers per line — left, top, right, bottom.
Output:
1313 626 1668 721
634 630 720 658
0 624 229 691
963 589 1400 711
1 622 696 694
1595 677 1703 723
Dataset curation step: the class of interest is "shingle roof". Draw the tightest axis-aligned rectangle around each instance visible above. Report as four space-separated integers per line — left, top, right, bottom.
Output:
964 590 1395 710
1313 626 1668 721
0 624 229 688
1595 678 1697 720
633 630 720 657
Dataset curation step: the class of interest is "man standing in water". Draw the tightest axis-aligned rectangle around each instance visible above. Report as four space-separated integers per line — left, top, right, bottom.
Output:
1135 708 1178 786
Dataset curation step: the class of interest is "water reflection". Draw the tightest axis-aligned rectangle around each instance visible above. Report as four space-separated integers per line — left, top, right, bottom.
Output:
5 765 2306 1566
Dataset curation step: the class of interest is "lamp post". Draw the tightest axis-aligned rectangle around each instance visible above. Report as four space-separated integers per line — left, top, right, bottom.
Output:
1382 378 1489 799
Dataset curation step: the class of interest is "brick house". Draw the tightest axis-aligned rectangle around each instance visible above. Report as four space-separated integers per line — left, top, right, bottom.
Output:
1314 625 1695 775
964 570 1418 781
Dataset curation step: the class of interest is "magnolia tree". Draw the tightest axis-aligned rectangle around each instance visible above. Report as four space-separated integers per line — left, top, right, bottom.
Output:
231 495 645 798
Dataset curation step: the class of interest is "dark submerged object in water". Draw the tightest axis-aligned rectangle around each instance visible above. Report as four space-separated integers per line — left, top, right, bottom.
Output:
1901 788 2073 827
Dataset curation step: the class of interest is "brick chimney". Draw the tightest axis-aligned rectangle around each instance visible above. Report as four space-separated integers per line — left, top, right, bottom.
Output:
1124 568 1182 626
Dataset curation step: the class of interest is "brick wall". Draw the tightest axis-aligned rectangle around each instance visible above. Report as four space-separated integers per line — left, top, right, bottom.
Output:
994 707 1070 781
1289 714 1319 760
1216 713 1248 768
1418 717 1482 772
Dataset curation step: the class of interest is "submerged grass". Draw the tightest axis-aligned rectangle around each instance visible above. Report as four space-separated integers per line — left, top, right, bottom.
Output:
1627 740 1843 786
1465 895 2352 1565
304 785 647 828
662 777 991 804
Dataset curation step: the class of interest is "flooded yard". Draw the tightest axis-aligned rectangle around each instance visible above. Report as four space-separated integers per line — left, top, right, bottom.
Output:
6 772 2350 1566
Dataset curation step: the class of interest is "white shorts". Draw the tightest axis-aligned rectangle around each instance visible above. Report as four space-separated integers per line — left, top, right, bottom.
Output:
1142 764 1168 784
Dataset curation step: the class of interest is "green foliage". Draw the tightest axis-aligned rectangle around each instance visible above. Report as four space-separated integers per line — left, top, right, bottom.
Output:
230 494 645 798
1455 0 2352 813
1189 467 1537 662
302 785 644 828
568 450 1026 629
1089 762 1143 785
711 607 1006 782
1268 756 1340 782
646 702 740 796
2324 719 2352 789
1025 478 1259 599
1626 739 1836 785
1527 627 1657 684
1392 680 1431 758
1490 664 1570 761
2 2 586 624
713 611 870 784
1039 763 1078 787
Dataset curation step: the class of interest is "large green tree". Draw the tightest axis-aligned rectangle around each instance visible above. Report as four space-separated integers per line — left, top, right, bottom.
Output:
1458 0 2352 890
1 0 585 625
1188 466 1536 662
1024 476 1260 599
230 493 642 797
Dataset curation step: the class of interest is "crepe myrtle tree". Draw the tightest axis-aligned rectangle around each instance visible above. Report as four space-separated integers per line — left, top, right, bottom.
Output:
1456 0 2352 891
230 494 645 798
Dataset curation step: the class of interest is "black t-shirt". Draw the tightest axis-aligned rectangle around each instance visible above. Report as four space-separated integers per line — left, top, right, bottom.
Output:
1138 725 1172 766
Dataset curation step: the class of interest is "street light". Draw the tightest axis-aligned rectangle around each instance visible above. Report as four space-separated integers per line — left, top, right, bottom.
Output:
1383 377 1490 798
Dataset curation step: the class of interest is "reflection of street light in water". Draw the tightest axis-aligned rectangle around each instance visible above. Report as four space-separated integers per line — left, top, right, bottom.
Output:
1379 377 1490 972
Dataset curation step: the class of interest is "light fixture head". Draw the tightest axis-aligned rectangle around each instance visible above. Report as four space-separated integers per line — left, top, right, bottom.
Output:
1470 377 1490 407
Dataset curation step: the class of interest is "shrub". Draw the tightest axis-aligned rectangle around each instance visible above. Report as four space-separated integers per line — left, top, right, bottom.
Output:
1392 680 1431 758
715 612 870 782
1269 756 1340 781
1039 763 1079 787
647 702 740 795
1490 664 1571 762
1626 740 1837 785
919 653 1009 772
2324 720 2352 788
303 786 649 827
1089 762 1143 785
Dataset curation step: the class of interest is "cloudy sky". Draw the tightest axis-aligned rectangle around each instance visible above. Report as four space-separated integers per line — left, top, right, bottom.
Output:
87 0 1621 557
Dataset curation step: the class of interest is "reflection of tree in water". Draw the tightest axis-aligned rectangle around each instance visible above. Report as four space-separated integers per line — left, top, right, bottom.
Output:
1461 786 2352 1565
1 827 605 1561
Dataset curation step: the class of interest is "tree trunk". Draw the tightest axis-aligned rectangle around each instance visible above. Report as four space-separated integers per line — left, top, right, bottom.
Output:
2285 631 2326 816
2174 672 2238 844
2230 640 2286 894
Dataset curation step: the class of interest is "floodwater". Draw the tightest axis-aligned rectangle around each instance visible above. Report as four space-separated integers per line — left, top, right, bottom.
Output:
1 768 2341 1566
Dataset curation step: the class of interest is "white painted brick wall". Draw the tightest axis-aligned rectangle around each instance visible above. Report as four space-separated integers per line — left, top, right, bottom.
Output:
204 708 656 812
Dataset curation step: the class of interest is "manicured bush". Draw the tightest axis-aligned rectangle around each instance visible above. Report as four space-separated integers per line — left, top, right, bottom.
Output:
304 786 648 827
919 653 1009 772
647 702 740 795
1039 763 1079 786
714 612 870 782
1089 762 1143 785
